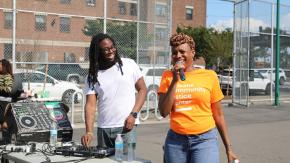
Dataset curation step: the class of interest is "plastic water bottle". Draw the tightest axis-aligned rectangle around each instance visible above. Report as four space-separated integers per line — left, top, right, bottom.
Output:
127 131 136 161
50 121 58 146
115 134 124 161
127 143 135 161
232 159 239 163
49 108 58 146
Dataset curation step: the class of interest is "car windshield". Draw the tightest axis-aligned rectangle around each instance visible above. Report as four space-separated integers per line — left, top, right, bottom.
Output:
16 72 54 83
250 71 263 79
259 70 267 73
221 70 232 76
146 68 165 76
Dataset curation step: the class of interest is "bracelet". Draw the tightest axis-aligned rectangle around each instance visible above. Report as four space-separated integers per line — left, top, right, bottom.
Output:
226 144 233 151
86 132 94 136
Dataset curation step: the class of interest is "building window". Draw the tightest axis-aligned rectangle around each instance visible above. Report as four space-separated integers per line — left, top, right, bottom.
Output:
130 3 137 16
4 44 12 60
156 27 167 40
40 52 48 62
119 2 126 15
35 15 47 31
157 51 166 64
155 4 166 16
4 12 13 29
186 7 193 20
60 17 70 33
64 52 76 63
86 0 96 6
60 0 71 4
84 47 90 61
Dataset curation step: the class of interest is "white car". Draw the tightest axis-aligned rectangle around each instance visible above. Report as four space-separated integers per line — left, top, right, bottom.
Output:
219 69 274 95
14 69 83 104
254 68 287 85
140 66 168 92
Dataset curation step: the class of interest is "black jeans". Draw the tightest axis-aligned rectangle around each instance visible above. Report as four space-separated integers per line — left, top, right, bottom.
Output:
0 102 14 145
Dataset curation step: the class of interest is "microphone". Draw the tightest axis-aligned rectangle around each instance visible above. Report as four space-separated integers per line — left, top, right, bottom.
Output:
176 61 186 81
179 69 186 81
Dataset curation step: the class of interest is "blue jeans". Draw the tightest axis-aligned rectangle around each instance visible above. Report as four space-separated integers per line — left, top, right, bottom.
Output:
164 128 219 163
97 126 137 150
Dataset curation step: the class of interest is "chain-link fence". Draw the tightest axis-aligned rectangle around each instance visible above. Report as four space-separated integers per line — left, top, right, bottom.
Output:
233 0 290 106
0 0 171 108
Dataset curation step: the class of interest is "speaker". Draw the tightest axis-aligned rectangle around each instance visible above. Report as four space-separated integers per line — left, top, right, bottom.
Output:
7 101 73 144
44 101 73 142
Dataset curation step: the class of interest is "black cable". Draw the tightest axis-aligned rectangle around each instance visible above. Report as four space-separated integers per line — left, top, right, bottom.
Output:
41 142 56 155
36 149 52 162
40 157 91 163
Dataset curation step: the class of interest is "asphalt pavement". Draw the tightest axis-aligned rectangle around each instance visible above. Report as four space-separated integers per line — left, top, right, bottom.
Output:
72 102 290 163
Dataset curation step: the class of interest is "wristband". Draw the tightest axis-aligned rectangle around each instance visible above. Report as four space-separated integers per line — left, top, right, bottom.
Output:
86 132 94 136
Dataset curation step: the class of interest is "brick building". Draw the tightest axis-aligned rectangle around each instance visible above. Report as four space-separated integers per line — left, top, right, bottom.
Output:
0 0 206 65
172 0 206 33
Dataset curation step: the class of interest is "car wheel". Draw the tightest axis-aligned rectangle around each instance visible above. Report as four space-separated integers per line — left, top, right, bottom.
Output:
280 77 285 85
265 84 271 95
69 77 80 84
62 89 78 104
241 83 249 96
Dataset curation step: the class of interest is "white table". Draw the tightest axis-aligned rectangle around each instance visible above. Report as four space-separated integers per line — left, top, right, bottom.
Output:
1 143 151 163
2 152 151 163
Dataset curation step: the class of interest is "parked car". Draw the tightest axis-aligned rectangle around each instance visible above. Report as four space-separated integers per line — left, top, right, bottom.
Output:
218 69 274 95
140 66 168 92
14 69 83 104
254 68 287 85
36 64 88 84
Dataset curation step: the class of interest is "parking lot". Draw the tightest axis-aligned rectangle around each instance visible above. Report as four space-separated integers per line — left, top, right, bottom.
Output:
72 102 290 163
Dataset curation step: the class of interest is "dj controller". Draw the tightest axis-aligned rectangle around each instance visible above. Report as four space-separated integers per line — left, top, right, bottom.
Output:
1 143 115 159
11 102 51 132
54 145 115 158
9 101 73 144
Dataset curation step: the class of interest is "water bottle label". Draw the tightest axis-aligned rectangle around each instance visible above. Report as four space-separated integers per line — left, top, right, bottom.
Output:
50 130 57 135
115 142 123 149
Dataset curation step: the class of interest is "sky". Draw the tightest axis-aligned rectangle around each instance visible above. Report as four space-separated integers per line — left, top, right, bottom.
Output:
207 0 234 30
206 0 290 31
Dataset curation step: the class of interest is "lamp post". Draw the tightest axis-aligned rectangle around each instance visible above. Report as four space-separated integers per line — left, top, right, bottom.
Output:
275 0 280 106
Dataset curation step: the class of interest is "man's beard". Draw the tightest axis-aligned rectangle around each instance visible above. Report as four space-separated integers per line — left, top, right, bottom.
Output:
99 55 117 70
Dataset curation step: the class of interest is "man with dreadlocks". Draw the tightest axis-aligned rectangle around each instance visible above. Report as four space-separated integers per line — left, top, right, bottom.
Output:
81 33 147 149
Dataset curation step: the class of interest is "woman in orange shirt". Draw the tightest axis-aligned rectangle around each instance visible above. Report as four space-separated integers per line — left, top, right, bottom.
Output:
158 33 238 163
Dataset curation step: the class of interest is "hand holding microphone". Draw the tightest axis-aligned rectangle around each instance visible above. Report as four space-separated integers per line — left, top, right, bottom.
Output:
175 61 186 81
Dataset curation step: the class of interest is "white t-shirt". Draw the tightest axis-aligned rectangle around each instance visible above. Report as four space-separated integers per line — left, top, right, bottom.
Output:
83 58 142 128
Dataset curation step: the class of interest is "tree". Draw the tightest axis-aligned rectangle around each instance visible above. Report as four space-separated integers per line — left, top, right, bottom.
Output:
82 19 103 36
177 26 233 69
177 26 213 65
209 28 233 69
82 20 137 60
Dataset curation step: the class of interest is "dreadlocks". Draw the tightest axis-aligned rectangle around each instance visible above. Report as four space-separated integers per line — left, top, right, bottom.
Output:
87 33 123 88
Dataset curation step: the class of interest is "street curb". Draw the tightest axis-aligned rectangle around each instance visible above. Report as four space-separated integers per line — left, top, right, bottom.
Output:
71 119 170 129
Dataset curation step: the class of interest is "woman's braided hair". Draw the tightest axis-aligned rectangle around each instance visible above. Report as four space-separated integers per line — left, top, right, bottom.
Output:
170 33 195 50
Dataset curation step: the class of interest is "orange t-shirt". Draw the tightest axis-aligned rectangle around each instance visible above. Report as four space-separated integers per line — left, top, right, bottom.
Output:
158 69 224 135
